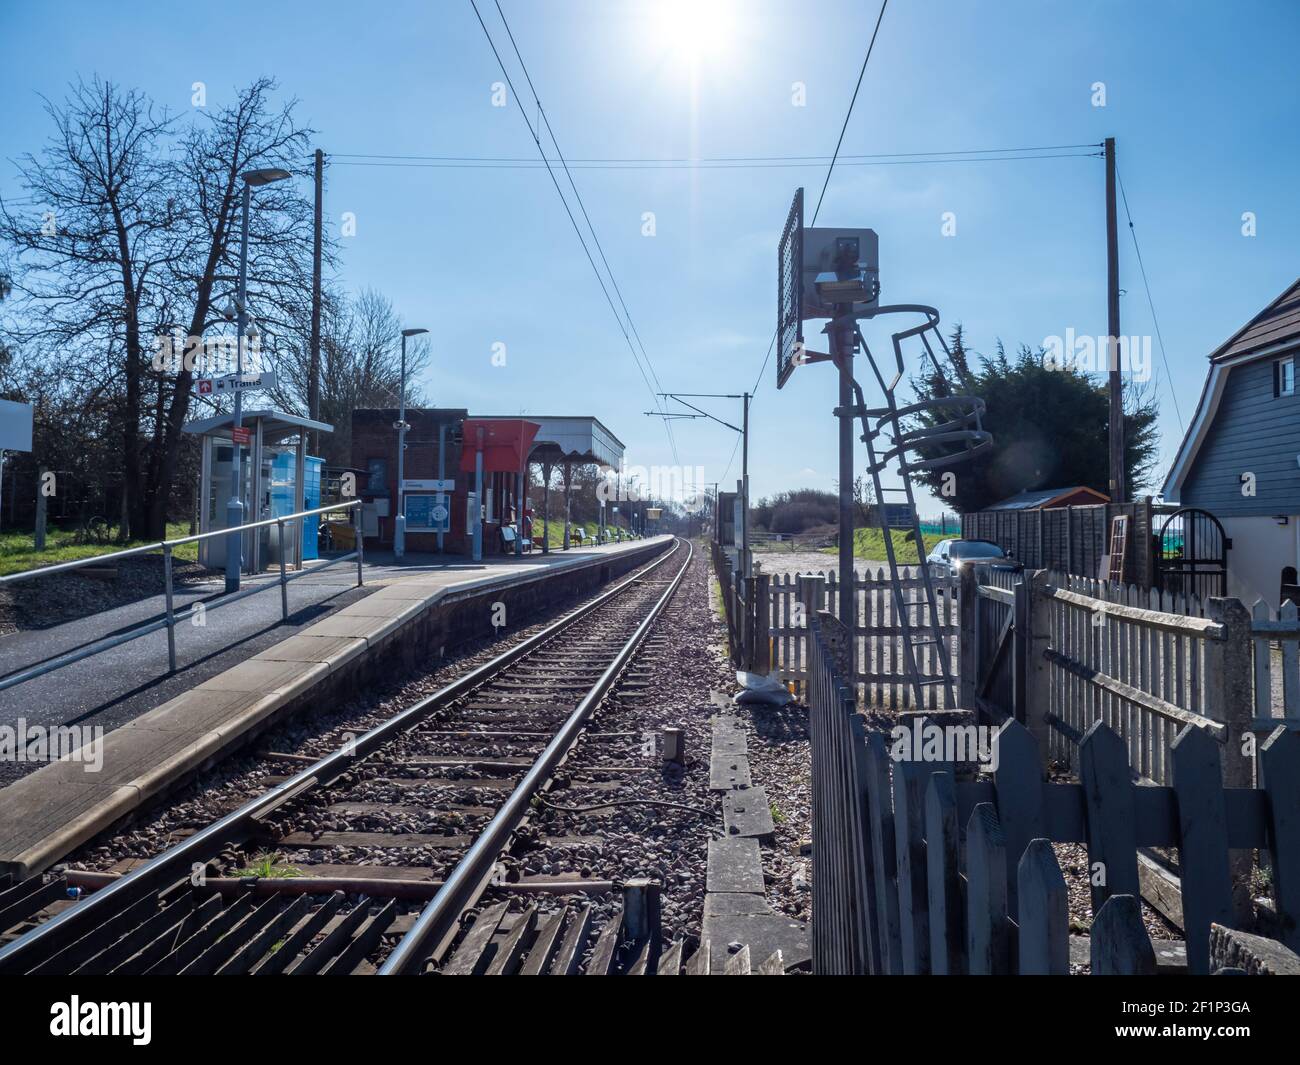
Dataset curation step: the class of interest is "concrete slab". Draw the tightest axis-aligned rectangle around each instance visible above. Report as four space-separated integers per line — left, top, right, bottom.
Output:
0 777 141 880
707 836 765 895
251 633 369 672
298 613 405 641
703 913 810 974
709 752 752 791
704 892 774 918
197 658 329 699
722 785 775 842
131 689 281 736
332 597 426 621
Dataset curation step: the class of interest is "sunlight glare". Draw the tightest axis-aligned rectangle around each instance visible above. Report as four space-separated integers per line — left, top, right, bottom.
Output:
646 0 735 66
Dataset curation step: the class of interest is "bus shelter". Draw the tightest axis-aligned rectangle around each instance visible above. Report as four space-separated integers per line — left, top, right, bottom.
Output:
184 409 333 575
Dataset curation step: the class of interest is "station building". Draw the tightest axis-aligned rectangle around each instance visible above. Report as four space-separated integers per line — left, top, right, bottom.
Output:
349 409 625 556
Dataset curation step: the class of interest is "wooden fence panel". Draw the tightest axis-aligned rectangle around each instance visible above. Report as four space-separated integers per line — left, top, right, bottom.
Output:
1079 721 1141 910
1090 895 1156 975
925 770 965 975
1017 839 1069 975
966 802 1012 975
1169 725 1234 975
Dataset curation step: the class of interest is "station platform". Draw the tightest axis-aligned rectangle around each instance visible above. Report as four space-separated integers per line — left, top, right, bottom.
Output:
0 536 672 880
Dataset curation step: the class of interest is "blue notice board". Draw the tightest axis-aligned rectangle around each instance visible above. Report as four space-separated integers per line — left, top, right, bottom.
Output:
405 493 450 532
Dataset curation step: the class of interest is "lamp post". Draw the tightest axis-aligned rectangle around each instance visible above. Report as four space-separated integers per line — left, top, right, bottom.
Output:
225 167 292 594
393 326 428 561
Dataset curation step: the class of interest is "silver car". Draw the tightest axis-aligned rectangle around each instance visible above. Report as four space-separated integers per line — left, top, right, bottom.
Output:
924 538 1009 584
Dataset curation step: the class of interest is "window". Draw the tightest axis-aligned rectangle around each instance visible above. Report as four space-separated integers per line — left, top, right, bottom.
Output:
366 458 387 493
1275 356 1295 397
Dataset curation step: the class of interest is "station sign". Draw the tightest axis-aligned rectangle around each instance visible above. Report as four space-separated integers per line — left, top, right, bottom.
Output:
196 371 277 396
231 426 252 445
402 478 456 492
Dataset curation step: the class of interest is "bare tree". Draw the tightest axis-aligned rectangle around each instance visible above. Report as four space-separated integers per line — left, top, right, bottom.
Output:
148 77 317 537
0 77 176 536
1 77 321 538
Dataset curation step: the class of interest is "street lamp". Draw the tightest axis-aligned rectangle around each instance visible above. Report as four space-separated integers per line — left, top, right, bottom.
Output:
393 326 428 561
225 167 292 594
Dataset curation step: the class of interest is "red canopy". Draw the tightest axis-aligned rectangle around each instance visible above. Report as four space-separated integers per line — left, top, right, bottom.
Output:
459 418 541 474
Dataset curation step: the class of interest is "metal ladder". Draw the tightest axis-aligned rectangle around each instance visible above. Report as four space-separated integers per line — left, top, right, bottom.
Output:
838 312 991 708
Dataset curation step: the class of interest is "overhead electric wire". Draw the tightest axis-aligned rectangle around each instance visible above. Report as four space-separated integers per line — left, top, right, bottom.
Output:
1117 165 1184 433
489 0 678 465
810 0 889 226
327 150 1099 171
467 0 679 465
327 142 1100 165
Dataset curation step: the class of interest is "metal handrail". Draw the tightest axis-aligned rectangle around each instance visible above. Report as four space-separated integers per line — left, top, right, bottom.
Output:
0 500 360 585
0 499 365 693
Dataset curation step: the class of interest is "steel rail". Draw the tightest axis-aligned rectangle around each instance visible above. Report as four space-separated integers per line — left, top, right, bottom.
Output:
0 537 678 974
380 538 694 974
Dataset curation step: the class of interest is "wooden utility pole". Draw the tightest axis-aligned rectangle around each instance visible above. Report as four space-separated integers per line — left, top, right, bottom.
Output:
309 148 324 454
834 310 855 630
1105 137 1125 504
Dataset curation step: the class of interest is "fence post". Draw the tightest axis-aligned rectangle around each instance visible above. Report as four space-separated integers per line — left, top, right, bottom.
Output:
816 610 852 680
1202 596 1256 924
1201 597 1253 789
1023 569 1053 765
755 572 771 675
959 563 978 709
1012 575 1028 722
748 574 759 676
798 575 825 699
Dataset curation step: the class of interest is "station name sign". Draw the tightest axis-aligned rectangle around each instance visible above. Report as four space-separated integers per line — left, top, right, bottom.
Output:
195 371 277 396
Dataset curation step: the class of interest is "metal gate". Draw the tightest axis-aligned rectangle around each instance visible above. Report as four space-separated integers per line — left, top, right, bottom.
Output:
1156 507 1228 602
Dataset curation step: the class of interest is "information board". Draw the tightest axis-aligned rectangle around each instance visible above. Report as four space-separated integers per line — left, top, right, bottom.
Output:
405 492 450 533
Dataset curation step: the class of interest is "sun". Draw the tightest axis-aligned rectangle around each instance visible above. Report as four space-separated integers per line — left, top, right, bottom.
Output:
645 0 735 66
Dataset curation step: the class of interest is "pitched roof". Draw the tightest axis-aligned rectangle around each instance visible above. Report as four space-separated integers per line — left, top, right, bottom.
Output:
986 486 1109 511
1162 277 1300 499
1209 277 1300 363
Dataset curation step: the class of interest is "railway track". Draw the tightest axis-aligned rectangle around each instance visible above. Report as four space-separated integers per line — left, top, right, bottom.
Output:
0 537 695 975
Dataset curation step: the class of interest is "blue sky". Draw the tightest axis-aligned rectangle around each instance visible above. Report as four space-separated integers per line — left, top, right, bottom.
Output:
2 0 1297 511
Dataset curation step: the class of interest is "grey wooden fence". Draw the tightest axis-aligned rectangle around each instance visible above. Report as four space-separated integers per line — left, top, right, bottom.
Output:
963 566 1254 792
806 607 1300 974
962 498 1161 589
710 541 772 675
769 568 958 710
1251 598 1300 731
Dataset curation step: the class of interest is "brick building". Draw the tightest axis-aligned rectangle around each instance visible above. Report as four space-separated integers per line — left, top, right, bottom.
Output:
351 409 625 556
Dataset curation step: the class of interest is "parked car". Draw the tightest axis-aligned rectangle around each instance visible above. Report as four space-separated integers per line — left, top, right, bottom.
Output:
924 538 1018 585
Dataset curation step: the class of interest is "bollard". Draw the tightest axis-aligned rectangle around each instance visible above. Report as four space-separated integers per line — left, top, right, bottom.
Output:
661 727 685 768
621 878 662 948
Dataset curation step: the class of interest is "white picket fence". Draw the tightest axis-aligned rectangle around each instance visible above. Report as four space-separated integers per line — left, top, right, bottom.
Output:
768 567 958 710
